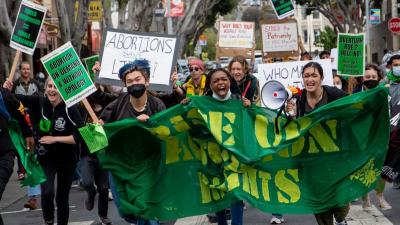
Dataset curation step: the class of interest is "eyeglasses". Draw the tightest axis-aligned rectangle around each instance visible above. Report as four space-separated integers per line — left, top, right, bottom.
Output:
189 67 200 72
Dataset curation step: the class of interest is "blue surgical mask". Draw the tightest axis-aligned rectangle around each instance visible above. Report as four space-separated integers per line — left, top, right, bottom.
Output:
393 66 400 77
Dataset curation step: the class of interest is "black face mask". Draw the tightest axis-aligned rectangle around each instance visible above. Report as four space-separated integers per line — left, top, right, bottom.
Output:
363 80 379 89
127 84 146 98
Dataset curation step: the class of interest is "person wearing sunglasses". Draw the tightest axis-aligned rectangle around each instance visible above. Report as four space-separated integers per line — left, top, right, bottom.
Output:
174 59 207 98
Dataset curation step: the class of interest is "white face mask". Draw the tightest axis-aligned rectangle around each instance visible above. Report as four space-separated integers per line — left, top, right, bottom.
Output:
393 66 400 77
212 90 232 101
335 84 342 90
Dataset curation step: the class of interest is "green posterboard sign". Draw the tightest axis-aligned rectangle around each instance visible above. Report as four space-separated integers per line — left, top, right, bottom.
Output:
10 0 47 55
40 42 97 107
271 0 295 20
83 55 99 81
337 33 365 76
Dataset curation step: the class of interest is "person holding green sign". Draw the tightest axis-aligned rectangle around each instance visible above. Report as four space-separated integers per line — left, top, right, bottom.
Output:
286 62 349 225
100 59 166 225
3 78 84 225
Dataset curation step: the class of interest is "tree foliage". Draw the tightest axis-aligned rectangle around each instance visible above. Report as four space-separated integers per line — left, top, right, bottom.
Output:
315 26 337 51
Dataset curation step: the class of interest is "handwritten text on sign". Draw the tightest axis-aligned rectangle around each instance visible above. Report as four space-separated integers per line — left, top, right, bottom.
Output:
256 59 333 92
98 30 178 91
219 21 254 49
261 23 298 53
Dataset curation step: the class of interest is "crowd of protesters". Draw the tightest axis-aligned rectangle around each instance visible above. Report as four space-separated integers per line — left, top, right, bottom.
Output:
0 46 400 225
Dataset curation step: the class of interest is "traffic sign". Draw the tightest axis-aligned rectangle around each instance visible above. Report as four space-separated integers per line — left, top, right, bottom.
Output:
389 18 400 34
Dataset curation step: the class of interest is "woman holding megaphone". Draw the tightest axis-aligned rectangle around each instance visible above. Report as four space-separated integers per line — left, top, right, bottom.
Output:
286 62 348 225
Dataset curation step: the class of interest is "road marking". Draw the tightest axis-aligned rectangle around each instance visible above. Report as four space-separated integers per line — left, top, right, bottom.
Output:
0 205 76 215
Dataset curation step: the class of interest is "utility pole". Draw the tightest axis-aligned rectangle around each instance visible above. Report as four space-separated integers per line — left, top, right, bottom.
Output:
167 0 173 34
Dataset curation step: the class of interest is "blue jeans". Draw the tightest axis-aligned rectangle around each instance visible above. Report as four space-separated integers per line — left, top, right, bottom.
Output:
109 173 159 225
216 201 244 225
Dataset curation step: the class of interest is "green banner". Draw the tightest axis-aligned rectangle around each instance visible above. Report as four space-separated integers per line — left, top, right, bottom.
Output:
83 87 389 220
10 0 47 55
8 121 46 187
337 33 365 76
83 55 99 81
271 0 295 19
41 42 97 107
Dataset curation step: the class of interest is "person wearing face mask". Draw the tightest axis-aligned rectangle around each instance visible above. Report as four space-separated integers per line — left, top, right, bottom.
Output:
287 62 348 225
3 78 85 225
359 64 392 211
381 54 400 191
333 75 343 90
228 56 260 104
100 59 165 225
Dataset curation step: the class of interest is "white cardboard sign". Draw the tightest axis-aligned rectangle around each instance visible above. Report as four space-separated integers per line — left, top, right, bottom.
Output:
218 21 254 49
256 59 334 90
97 29 179 91
261 22 298 53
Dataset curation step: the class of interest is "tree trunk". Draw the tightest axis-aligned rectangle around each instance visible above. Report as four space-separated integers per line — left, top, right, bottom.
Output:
127 0 155 31
102 0 113 29
118 0 128 29
54 0 71 43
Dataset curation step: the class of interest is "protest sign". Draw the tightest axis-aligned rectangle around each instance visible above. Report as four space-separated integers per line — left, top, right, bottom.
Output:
97 29 179 92
330 48 338 70
10 0 47 55
163 0 184 17
270 0 295 20
256 59 333 104
83 87 388 220
218 21 254 49
41 42 97 108
88 0 103 22
84 55 99 81
337 33 365 76
261 19 298 59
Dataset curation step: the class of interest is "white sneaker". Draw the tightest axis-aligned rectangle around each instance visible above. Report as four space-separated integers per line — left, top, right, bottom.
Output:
108 190 113 201
377 195 392 210
270 216 284 224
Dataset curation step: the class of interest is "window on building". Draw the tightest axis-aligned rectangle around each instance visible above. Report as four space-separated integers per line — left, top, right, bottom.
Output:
314 29 321 43
313 11 320 19
302 8 307 20
303 30 308 43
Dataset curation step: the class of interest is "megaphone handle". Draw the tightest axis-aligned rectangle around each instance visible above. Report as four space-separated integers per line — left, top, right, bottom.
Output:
275 106 285 134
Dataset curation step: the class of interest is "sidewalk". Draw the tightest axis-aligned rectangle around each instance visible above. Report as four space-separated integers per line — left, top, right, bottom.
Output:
0 163 27 210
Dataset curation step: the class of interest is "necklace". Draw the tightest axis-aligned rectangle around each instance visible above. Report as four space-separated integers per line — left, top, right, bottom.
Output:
131 97 147 112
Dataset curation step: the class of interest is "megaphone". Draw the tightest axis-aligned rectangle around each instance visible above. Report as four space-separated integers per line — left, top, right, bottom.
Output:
261 80 294 110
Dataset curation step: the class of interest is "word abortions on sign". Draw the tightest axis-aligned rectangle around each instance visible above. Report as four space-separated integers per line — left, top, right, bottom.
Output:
261 22 297 52
98 29 179 91
10 0 47 55
337 33 365 76
270 0 295 19
41 42 97 107
257 60 333 106
218 21 254 49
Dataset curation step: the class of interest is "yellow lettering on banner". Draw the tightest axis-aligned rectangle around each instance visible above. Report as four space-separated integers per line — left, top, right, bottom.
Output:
188 137 201 160
326 120 337 139
309 124 339 152
208 142 223 164
262 155 273 162
226 154 240 172
308 136 319 154
198 172 212 203
285 122 299 140
255 115 271 148
227 173 240 190
299 117 312 132
211 178 222 200
165 138 181 164
291 137 305 157
182 144 195 161
148 126 170 139
278 148 289 158
170 115 191 132
187 109 206 126
209 112 223 143
258 171 272 201
275 169 301 203
243 168 259 199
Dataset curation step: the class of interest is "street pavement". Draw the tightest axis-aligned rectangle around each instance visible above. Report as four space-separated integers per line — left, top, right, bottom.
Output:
2 165 400 225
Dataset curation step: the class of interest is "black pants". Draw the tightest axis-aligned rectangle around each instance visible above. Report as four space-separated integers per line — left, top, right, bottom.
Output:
80 155 109 218
40 161 76 225
0 153 14 225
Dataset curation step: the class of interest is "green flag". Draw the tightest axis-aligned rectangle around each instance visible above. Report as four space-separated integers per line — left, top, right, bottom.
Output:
8 121 46 187
85 87 389 220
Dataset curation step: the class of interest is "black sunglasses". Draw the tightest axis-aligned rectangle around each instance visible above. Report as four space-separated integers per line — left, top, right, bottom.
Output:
189 67 200 72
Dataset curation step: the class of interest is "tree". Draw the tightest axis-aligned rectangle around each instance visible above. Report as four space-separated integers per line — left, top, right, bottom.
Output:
0 0 21 82
54 0 88 55
295 0 380 33
315 26 337 51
